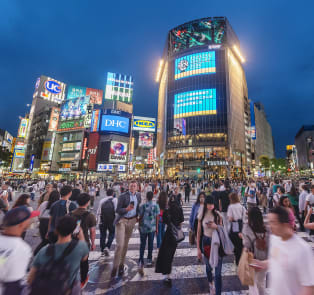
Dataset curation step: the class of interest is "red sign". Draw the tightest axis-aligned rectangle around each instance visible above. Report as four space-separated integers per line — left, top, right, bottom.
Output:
82 137 88 160
86 88 103 105
88 133 99 170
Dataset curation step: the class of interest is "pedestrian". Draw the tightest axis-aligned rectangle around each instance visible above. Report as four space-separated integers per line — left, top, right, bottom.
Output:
245 181 258 211
71 193 96 288
184 181 191 203
211 183 220 210
219 183 231 233
0 206 39 295
138 191 160 275
88 183 96 209
304 207 314 233
28 215 89 295
155 194 184 286
299 184 309 230
242 207 269 295
305 184 314 215
279 195 296 230
252 206 314 295
0 188 9 213
111 180 141 279
273 186 284 207
189 192 205 244
97 188 117 256
227 192 245 265
287 185 304 230
156 191 167 249
172 186 183 206
37 183 53 207
34 190 60 255
196 195 223 295
46 185 76 243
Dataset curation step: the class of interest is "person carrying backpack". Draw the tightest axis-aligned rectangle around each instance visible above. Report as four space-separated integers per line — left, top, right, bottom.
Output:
96 188 117 256
242 207 269 295
71 193 96 288
28 215 89 295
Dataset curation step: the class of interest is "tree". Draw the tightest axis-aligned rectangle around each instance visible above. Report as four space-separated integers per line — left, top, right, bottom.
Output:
259 155 270 169
0 147 13 168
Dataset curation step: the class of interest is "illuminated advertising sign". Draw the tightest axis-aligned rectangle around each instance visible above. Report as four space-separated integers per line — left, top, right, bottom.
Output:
67 85 86 99
139 132 153 148
5 131 13 144
90 109 100 132
101 115 130 135
175 51 216 80
133 116 156 132
105 72 134 103
109 141 128 163
97 164 113 172
87 133 99 170
48 107 60 131
29 154 35 171
18 118 28 138
86 88 103 105
34 76 66 103
117 164 126 172
174 89 217 118
60 96 90 121
250 101 256 140
41 141 52 161
58 119 84 131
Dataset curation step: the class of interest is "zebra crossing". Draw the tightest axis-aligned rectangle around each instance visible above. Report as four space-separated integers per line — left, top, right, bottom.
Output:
83 196 314 295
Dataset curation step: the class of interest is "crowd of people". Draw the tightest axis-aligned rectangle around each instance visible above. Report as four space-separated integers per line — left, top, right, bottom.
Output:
0 177 314 294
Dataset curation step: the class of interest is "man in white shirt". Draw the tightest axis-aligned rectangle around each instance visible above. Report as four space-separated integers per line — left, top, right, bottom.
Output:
0 206 40 295
253 206 314 295
305 185 314 215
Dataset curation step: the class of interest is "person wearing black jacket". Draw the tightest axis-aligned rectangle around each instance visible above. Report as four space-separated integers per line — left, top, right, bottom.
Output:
155 194 184 286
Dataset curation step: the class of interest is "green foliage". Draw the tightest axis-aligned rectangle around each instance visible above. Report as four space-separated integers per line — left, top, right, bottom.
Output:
0 147 13 167
270 158 287 171
259 155 270 169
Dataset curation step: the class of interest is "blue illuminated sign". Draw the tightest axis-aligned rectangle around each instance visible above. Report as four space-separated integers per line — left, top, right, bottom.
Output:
67 85 86 99
174 89 217 119
45 80 61 94
29 154 35 171
101 115 130 134
250 102 256 140
175 51 216 80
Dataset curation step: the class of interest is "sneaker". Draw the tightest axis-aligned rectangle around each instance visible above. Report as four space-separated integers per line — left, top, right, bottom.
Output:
209 282 216 294
146 259 153 267
81 275 89 289
118 264 125 276
163 278 172 287
104 247 110 257
138 263 144 276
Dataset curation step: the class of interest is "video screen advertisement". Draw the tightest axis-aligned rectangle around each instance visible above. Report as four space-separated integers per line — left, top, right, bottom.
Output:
139 132 153 148
67 85 103 105
60 96 90 121
109 141 128 163
105 72 134 104
100 109 131 136
18 118 29 138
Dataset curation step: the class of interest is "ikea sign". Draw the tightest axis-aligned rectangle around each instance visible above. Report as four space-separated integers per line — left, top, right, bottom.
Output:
133 116 156 132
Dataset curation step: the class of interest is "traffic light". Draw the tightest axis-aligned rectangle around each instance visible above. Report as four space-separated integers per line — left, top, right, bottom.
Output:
197 168 201 173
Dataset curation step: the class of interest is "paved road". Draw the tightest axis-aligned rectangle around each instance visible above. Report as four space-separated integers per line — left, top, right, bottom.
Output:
22 190 314 295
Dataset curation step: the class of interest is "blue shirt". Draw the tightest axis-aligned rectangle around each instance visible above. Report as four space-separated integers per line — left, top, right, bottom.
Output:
125 193 137 218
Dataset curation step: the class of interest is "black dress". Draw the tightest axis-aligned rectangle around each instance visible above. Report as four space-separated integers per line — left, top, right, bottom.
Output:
155 201 184 275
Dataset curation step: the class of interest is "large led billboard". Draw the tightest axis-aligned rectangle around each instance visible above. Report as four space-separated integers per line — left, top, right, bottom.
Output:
139 132 153 148
18 118 28 138
67 86 86 99
86 88 103 105
67 86 103 105
48 107 60 131
133 116 156 132
58 119 85 131
60 96 90 121
174 89 217 119
175 51 216 80
90 109 100 132
105 72 134 103
34 75 66 103
100 109 131 135
109 141 128 163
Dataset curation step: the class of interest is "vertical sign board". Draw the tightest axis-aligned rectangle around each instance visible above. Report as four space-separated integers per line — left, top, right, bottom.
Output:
48 107 60 131
87 133 99 170
29 154 35 171
250 101 256 140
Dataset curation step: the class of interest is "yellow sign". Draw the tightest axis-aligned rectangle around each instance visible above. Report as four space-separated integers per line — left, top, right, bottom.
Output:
135 164 145 170
286 145 294 151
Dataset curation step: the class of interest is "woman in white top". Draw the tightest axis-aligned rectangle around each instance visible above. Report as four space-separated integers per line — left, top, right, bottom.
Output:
227 192 245 265
34 190 60 255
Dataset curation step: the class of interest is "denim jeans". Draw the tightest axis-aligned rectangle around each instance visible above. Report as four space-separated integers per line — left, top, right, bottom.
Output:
157 221 165 248
202 236 223 295
99 223 115 251
139 231 155 265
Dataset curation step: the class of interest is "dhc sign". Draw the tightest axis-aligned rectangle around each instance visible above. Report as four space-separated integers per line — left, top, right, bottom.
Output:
100 115 129 134
45 80 61 94
133 116 156 132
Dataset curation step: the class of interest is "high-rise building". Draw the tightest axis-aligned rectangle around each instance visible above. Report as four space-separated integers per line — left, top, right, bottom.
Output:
295 125 314 170
156 17 251 178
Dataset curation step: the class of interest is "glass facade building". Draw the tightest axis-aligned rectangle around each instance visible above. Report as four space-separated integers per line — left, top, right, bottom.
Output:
157 17 251 178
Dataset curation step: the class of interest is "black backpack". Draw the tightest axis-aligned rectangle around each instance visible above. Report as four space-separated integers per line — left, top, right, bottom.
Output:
101 198 115 224
70 210 90 239
29 239 78 295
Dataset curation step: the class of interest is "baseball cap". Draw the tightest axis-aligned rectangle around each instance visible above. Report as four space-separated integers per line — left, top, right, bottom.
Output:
2 206 40 227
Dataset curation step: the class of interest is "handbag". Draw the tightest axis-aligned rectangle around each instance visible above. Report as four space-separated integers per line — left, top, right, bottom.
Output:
237 250 255 286
170 222 185 243
189 229 195 245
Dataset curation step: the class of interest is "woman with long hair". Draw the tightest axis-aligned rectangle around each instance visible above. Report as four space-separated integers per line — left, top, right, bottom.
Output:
156 191 168 249
287 185 304 230
189 192 205 244
197 195 223 295
227 192 245 265
155 194 184 286
13 194 32 209
34 190 60 255
279 195 296 230
242 207 269 295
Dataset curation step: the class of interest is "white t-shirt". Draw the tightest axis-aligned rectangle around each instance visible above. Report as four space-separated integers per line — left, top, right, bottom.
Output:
0 235 32 282
246 187 257 204
269 234 314 295
306 193 314 205
227 203 245 221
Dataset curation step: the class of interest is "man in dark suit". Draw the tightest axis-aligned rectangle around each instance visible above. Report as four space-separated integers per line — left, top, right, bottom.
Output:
111 180 141 279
